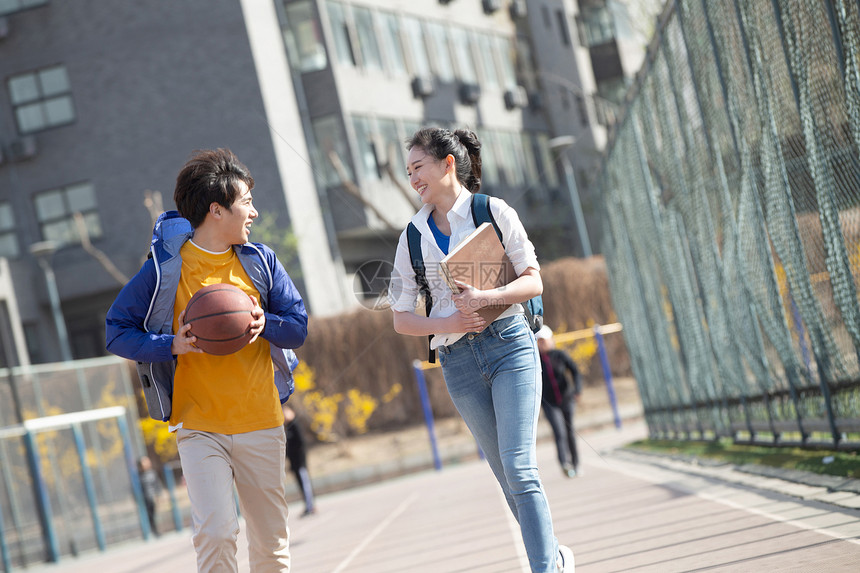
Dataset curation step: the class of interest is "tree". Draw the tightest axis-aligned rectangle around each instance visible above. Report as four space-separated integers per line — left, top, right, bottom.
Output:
248 211 302 281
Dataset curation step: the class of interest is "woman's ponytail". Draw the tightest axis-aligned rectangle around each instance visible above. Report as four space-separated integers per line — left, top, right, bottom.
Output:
453 129 482 193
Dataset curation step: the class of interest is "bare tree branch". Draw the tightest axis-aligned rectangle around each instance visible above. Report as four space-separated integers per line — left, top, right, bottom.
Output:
327 151 400 231
73 212 129 285
143 189 164 228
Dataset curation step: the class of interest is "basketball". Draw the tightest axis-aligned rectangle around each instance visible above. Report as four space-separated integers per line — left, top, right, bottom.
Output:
183 283 255 355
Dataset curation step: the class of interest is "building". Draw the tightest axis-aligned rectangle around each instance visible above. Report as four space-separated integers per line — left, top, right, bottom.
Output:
0 0 651 365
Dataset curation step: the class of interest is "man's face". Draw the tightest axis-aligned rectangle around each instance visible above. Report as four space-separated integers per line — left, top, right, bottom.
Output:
223 181 257 245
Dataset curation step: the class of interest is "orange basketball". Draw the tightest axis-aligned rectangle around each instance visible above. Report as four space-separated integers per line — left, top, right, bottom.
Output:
183 283 255 355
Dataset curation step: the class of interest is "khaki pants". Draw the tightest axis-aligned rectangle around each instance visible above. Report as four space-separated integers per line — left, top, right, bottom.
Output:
177 426 290 572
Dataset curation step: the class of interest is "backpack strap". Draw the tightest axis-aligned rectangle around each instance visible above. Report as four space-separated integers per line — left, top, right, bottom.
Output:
406 222 436 363
471 193 503 245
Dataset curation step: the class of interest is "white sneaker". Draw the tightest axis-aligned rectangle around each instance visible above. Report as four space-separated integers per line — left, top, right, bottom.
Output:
557 544 575 572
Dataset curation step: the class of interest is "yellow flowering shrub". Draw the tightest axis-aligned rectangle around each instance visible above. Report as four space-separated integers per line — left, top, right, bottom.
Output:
344 389 377 434
303 390 343 442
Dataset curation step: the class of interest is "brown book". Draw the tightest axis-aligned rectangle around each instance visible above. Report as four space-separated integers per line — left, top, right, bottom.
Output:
439 222 516 323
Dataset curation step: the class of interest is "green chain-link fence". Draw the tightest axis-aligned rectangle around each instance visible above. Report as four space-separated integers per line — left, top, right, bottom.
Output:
598 0 860 448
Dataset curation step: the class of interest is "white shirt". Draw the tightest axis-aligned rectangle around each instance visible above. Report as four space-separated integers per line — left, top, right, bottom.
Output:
389 189 540 349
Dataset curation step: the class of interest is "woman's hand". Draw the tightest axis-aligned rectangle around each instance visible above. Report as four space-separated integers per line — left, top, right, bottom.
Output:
452 280 491 314
172 310 204 355
448 310 487 333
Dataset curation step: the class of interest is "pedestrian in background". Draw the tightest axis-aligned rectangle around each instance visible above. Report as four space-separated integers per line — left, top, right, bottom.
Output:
535 325 583 478
283 404 317 517
138 455 162 536
389 126 574 572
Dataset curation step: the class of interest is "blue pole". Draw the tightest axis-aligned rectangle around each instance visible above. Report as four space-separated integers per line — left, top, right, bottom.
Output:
23 431 59 562
71 423 105 551
789 297 812 378
413 360 442 471
594 326 622 429
163 464 182 532
0 491 10 573
116 416 151 540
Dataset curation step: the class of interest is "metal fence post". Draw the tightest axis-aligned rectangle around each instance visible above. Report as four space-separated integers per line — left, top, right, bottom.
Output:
163 462 183 532
116 416 151 540
594 326 622 429
0 497 9 573
412 360 442 471
23 431 59 562
71 423 105 551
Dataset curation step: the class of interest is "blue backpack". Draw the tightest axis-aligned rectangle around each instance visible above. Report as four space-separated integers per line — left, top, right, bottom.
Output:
406 193 544 363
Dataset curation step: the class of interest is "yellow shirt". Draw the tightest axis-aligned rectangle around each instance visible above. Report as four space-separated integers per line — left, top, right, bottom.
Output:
170 241 283 434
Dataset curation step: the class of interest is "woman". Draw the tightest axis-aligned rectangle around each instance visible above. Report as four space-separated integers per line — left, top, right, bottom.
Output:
389 127 574 573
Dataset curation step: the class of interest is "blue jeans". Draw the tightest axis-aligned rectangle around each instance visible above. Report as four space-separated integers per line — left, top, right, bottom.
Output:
438 314 559 572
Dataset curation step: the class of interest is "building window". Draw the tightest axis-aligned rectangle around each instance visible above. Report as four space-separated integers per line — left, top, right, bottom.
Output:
496 131 526 188
402 16 432 78
575 94 590 127
555 9 571 46
0 202 19 258
281 0 328 72
475 33 500 90
377 12 408 77
541 5 551 29
34 182 102 247
0 0 47 17
494 36 518 90
350 116 409 183
311 116 353 188
521 133 542 192
425 22 455 83
376 118 405 176
515 37 539 92
326 2 356 67
351 116 380 183
479 131 500 187
535 133 560 189
578 6 616 47
8 65 75 134
402 119 421 144
450 28 478 83
353 6 383 72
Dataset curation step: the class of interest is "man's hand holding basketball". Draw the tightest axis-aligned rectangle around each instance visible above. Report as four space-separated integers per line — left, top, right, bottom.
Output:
248 295 265 344
172 310 204 355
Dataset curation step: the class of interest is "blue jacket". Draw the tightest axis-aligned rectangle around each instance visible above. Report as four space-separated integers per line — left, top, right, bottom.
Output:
105 211 308 421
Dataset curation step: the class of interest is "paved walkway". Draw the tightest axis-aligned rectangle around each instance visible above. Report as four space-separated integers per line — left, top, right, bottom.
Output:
23 419 860 572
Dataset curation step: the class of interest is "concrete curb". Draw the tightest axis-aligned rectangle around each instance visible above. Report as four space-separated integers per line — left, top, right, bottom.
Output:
610 448 860 510
736 463 860 494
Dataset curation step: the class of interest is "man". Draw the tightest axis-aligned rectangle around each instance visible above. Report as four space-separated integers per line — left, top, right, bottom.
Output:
535 325 583 478
106 148 307 572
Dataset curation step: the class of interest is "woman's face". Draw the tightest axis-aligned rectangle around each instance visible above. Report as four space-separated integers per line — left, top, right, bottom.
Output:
406 147 452 205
